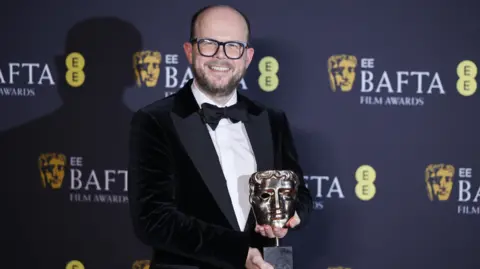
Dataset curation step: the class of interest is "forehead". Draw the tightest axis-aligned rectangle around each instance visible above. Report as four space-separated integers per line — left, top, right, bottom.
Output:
257 178 293 188
195 9 248 42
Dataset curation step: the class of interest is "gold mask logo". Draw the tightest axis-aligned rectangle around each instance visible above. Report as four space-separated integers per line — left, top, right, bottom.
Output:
328 54 357 92
132 260 150 269
134 50 162 87
425 164 455 201
38 153 67 189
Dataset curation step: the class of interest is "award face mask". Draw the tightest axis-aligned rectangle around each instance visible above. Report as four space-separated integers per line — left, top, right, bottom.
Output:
249 170 299 228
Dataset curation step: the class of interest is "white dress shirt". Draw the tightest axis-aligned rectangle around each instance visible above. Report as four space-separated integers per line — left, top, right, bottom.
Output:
191 80 257 231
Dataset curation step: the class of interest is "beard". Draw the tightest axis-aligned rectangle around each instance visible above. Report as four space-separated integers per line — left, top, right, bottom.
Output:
192 59 246 97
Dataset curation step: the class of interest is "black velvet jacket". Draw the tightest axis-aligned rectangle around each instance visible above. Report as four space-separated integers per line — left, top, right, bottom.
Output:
128 79 313 269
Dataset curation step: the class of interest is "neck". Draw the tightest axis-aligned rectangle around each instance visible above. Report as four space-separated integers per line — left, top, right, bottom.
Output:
194 80 236 106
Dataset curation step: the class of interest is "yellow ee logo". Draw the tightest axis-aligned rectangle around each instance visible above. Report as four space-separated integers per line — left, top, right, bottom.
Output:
355 165 376 201
258 56 279 92
66 52 85 87
66 260 85 269
456 60 477 96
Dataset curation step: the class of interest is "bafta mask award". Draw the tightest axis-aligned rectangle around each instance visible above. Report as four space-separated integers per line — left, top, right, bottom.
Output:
249 170 299 269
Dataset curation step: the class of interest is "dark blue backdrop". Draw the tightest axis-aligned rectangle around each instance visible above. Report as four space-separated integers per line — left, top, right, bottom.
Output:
1 0 479 268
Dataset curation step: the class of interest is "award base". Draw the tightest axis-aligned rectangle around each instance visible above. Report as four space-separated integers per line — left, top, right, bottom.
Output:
263 246 293 269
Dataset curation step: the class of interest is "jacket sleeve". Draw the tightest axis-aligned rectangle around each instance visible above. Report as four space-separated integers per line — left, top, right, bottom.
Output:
279 111 313 229
127 109 250 269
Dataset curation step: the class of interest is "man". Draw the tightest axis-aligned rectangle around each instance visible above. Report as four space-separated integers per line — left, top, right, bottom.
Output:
128 4 313 269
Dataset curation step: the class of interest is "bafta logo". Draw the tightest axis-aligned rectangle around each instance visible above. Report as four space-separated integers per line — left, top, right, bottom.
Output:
328 54 357 92
425 164 455 201
132 260 150 269
38 153 66 189
134 50 162 87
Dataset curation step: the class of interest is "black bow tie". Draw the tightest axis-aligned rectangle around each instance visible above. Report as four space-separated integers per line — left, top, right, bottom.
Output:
199 102 248 130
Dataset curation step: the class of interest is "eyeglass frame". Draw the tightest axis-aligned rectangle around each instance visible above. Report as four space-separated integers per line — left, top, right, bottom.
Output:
190 38 250 60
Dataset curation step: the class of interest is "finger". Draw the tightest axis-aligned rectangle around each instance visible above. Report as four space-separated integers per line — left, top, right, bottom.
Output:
265 263 274 269
286 217 297 228
256 225 265 235
287 211 301 228
250 263 261 269
263 225 276 238
261 262 274 269
273 227 288 238
252 256 272 269
263 228 272 238
259 226 267 237
252 255 264 266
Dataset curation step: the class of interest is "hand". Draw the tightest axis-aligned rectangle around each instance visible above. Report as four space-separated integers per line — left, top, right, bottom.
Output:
245 247 274 269
255 211 301 239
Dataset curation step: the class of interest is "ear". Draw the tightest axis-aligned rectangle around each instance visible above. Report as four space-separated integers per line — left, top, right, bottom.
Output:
245 47 254 68
183 42 193 64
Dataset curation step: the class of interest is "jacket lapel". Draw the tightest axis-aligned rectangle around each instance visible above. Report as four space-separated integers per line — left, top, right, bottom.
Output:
170 80 275 232
240 95 274 173
170 81 240 231
239 93 275 231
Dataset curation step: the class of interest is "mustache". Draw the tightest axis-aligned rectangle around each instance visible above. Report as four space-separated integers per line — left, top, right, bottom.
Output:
205 60 233 69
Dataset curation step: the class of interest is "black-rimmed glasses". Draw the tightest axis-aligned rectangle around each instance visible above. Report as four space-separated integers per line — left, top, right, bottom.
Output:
190 38 248 60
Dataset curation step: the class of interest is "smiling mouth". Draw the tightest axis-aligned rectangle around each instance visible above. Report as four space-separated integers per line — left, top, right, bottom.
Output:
208 65 231 72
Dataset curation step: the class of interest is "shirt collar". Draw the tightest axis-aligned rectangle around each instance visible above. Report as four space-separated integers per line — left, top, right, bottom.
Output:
191 79 237 108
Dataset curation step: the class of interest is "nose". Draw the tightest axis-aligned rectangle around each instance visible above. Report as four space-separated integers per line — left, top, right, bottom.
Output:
273 191 281 209
214 45 227 59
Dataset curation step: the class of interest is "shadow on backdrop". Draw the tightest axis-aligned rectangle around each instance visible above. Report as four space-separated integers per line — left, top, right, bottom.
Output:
0 17 150 268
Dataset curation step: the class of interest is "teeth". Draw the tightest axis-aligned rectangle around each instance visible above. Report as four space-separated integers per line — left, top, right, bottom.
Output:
209 66 229 72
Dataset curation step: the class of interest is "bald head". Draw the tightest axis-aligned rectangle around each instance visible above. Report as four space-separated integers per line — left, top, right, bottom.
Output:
190 5 251 43
183 5 255 101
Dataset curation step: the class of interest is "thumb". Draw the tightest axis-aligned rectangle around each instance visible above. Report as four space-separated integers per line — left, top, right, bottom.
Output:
252 253 273 269
251 255 264 265
261 262 274 269
287 211 301 228
252 256 274 269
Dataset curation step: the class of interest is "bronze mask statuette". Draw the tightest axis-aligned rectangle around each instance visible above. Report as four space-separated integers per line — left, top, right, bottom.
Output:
249 170 300 269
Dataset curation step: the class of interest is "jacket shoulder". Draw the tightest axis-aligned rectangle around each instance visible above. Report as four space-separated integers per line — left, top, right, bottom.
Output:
257 101 286 121
134 93 177 119
243 96 287 130
241 94 286 118
139 94 175 115
129 94 176 128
